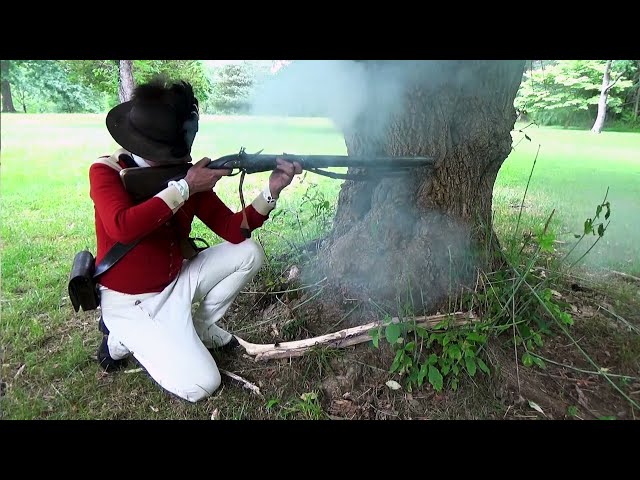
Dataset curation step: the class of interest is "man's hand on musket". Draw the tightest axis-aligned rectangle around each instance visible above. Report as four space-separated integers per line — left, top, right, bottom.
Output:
185 157 232 194
269 158 303 198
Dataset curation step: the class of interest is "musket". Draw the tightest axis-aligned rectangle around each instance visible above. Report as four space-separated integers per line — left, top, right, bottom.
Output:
119 147 434 238
120 147 434 200
207 147 433 177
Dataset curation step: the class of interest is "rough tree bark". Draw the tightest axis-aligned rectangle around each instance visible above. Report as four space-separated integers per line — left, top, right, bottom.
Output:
118 60 135 103
1 60 17 113
318 60 525 310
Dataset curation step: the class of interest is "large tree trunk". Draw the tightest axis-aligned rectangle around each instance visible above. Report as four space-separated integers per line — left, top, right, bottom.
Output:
318 61 525 310
1 60 17 113
591 60 613 134
118 60 135 103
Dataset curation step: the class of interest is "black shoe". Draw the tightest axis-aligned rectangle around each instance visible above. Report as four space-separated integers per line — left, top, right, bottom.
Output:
96 336 128 372
221 336 241 351
98 316 109 335
209 336 240 354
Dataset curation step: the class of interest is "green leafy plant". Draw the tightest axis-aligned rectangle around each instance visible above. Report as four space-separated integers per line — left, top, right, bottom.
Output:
371 315 491 393
562 188 611 269
299 182 335 236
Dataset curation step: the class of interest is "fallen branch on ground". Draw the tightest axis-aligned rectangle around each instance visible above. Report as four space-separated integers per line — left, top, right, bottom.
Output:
219 369 262 396
235 312 475 361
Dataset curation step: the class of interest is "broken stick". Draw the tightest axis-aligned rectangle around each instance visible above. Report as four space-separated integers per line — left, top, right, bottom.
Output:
219 369 262 396
235 311 475 361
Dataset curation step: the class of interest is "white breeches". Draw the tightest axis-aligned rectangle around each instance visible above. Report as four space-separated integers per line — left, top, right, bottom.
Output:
99 239 264 403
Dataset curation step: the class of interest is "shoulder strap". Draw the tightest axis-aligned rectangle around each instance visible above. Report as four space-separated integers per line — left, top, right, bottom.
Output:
93 239 142 279
93 150 138 172
118 152 138 169
91 150 145 279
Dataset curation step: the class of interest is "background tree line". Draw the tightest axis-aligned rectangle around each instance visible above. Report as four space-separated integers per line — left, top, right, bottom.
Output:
0 60 275 115
516 60 640 131
2 59 639 131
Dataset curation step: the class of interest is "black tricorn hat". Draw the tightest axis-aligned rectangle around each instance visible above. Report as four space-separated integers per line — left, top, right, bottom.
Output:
106 80 199 164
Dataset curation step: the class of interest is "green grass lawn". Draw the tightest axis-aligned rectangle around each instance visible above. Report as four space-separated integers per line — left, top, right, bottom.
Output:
1 114 639 419
494 124 640 274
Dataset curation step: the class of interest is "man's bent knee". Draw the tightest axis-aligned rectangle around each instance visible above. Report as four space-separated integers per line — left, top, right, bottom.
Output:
147 354 222 403
172 368 222 403
237 238 265 272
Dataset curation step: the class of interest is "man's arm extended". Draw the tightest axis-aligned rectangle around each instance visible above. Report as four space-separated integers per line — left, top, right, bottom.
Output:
194 189 275 244
193 158 302 244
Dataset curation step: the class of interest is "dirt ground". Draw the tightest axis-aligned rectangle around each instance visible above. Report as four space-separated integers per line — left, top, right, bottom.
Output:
210 266 640 421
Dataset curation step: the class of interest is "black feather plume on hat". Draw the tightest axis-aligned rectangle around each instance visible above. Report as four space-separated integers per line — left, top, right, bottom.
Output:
129 78 199 157
131 78 167 102
169 81 199 157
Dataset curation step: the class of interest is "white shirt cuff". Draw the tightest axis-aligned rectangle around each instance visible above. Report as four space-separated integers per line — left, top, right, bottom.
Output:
263 184 277 204
251 184 277 216
168 179 190 201
156 185 185 213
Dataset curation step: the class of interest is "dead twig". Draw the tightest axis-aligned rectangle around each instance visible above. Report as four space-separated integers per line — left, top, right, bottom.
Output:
14 364 26 379
220 369 262 397
597 304 640 335
124 368 144 374
529 352 639 380
241 277 327 295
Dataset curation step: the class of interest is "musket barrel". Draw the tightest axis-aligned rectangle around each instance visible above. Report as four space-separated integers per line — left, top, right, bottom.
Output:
208 154 434 174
